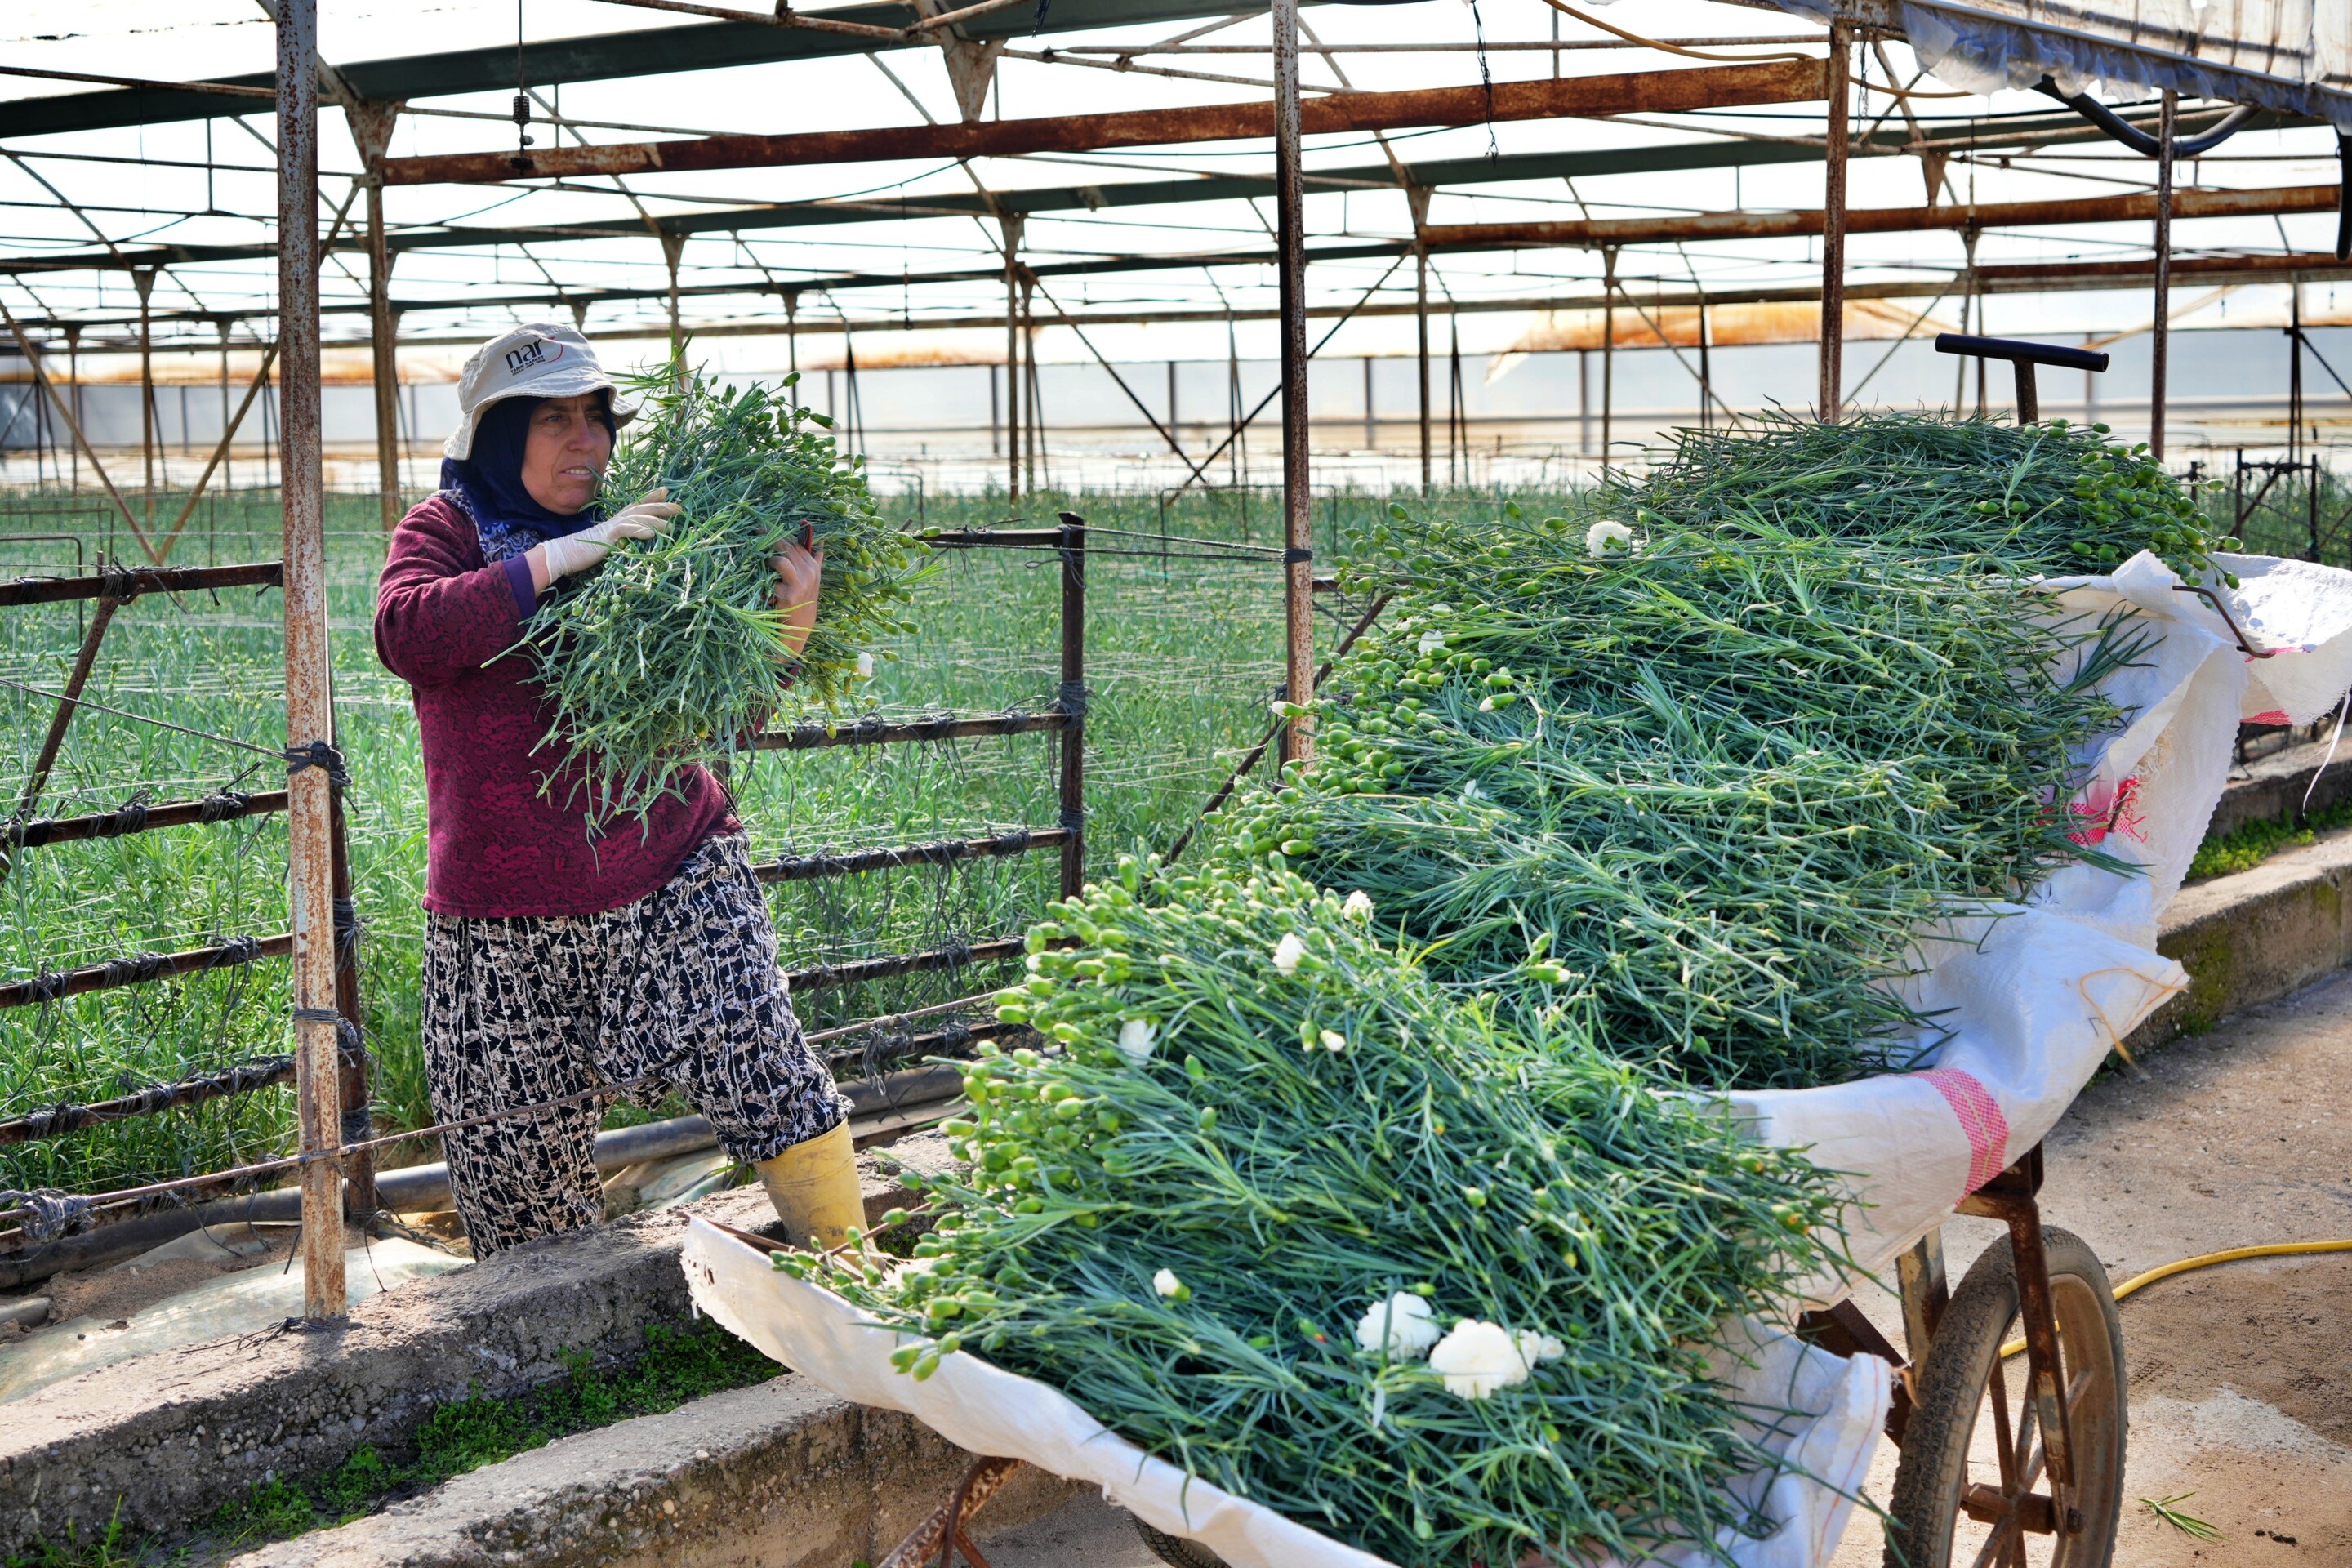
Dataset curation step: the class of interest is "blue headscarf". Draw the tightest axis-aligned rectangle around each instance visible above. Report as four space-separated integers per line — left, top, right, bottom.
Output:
440 394 613 564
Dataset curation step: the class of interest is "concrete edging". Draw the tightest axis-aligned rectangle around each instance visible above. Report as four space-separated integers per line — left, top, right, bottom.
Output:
222 1376 1080 1568
0 1134 956 1560
2131 826 2352 1049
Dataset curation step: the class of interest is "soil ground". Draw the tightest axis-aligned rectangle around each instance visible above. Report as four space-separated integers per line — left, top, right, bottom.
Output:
973 969 2352 1568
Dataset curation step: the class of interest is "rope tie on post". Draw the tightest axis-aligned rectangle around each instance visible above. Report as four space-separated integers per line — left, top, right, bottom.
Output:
96 951 166 988
283 739 350 789
94 561 144 604
209 935 263 969
0 1187 95 1245
1283 546 1314 565
198 789 253 822
23 970 69 1004
1057 680 1089 719
6 818 51 849
1059 806 1085 833
106 800 149 838
333 896 365 961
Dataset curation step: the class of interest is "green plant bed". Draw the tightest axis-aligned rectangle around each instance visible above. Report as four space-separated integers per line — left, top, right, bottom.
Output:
0 482 1490 1201
2185 795 2352 881
2 1319 780 1568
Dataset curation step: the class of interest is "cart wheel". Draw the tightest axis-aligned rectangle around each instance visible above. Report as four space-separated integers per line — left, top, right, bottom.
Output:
1886 1227 2126 1568
1132 1517 1229 1568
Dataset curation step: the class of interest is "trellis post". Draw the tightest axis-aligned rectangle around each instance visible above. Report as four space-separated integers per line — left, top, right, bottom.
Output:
1058 514 1086 901
1273 0 1313 767
278 0 347 1321
349 99 404 532
1818 20 1851 422
2151 90 2176 459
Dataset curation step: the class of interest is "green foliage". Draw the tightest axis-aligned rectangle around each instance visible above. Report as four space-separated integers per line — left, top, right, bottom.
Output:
2 1507 145 1568
205 1319 776 1548
521 355 929 825
0 481 1343 1196
801 868 1848 1568
1627 412 2234 582
2185 793 2352 880
1229 501 2149 1088
2140 1491 2225 1541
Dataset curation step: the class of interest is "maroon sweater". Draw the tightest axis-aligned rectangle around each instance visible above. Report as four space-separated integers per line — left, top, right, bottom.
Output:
375 492 735 919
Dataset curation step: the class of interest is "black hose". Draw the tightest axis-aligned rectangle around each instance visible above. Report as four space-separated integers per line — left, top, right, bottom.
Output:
2031 77 2261 158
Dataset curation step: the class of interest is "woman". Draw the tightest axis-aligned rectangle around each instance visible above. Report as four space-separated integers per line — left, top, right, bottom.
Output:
375 323 860 1257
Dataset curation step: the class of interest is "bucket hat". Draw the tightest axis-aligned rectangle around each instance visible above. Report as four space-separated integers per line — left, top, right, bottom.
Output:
442 323 636 461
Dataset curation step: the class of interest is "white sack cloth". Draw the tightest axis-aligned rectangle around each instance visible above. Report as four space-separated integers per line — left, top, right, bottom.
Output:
1740 550 2352 1289
683 1219 1890 1568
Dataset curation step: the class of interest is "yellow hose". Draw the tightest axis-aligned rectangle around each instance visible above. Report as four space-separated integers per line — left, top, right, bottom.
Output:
1998 1238 2352 1360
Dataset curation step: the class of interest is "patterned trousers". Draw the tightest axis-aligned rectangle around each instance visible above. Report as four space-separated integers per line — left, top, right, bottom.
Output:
421 831 848 1255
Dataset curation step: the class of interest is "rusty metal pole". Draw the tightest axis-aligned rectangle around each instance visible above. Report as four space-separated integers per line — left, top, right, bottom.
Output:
1273 0 1313 768
1416 248 1432 494
135 269 158 520
2152 90 2176 460
1819 22 1851 422
329 787 374 1222
278 0 347 1321
1002 216 1022 506
1058 513 1085 901
1407 185 1432 494
662 232 686 359
351 102 404 533
1601 248 1616 465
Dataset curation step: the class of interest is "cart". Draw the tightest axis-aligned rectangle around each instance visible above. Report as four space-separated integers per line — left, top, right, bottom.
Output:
847 1138 2127 1568
684 351 2352 1567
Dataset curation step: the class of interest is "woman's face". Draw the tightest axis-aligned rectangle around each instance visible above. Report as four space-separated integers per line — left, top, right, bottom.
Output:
518 393 613 514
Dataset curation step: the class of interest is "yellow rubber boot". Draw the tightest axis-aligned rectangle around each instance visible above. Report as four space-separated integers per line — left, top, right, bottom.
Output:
754 1120 864 1251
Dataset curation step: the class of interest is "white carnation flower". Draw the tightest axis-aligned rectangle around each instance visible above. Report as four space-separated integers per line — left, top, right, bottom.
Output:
1272 931 1307 974
1318 1029 1348 1054
1354 1292 1442 1360
1516 1330 1567 1365
1428 1319 1535 1401
1417 629 1447 655
1115 1018 1158 1065
1152 1267 1188 1300
855 651 875 679
1343 889 1374 921
1585 519 1635 558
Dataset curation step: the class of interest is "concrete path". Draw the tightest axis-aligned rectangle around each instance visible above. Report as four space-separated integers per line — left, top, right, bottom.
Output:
1826 965 2352 1566
975 970 2352 1567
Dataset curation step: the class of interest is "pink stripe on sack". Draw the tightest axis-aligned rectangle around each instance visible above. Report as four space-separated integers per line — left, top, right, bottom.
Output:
1921 1067 2009 1193
2248 710 2292 725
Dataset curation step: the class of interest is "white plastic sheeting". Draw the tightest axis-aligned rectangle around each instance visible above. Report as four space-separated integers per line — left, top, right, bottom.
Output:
1772 0 2352 129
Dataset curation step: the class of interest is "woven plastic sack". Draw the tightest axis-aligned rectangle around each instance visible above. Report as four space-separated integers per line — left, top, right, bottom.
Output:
683 1219 1888 1568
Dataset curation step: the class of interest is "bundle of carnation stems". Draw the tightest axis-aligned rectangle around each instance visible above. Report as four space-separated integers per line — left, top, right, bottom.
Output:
769 415 2230 1566
519 354 927 828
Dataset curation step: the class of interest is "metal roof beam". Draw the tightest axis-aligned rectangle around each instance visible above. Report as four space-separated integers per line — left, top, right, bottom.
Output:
1420 180 2343 251
0 0 1290 139
381 57 1830 184
16 251 2350 353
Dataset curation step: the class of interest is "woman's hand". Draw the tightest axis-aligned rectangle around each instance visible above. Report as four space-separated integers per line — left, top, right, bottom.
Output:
772 530 823 662
527 488 679 592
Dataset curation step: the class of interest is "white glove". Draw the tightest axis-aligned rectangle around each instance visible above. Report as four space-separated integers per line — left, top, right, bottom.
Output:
539 490 679 582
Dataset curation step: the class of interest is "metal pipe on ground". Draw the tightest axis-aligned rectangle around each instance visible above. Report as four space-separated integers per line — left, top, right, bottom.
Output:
0 1061 969 1290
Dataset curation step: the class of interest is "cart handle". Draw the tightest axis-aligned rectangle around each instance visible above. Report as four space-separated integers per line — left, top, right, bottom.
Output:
1934 333 2111 425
